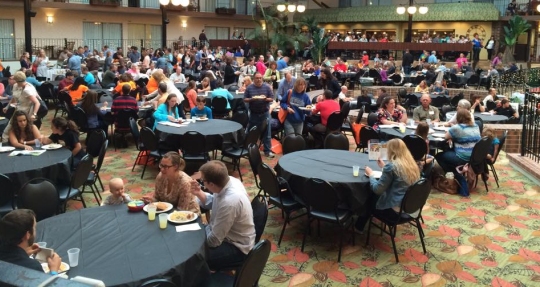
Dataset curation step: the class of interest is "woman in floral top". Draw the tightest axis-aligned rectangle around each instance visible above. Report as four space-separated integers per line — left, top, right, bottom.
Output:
374 97 407 130
143 152 200 214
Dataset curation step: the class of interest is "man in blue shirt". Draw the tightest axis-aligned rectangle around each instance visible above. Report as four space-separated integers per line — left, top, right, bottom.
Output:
427 51 438 64
277 56 289 71
210 80 234 110
276 72 296 101
128 46 141 64
67 52 82 76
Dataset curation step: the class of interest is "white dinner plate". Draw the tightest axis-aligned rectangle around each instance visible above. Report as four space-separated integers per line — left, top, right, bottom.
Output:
406 125 417 129
168 211 198 224
196 118 209 121
433 126 450 131
41 144 62 150
0 116 5 120
42 262 70 274
298 107 313 111
143 202 173 214
0 146 15 153
432 133 446 138
367 171 382 179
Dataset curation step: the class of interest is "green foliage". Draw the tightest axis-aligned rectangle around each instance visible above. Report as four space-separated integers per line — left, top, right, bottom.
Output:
310 28 329 64
503 16 531 47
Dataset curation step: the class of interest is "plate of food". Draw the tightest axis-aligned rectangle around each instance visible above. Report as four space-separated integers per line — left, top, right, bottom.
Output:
253 95 267 100
196 117 209 121
298 105 314 111
41 144 63 150
366 171 382 179
432 132 446 138
42 262 70 274
168 210 198 224
0 146 15 153
143 202 173 214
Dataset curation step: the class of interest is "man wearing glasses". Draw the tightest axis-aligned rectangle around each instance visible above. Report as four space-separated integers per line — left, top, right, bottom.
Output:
190 161 255 271
243 72 275 158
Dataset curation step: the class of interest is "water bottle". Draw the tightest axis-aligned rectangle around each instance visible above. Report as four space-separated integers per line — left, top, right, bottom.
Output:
35 138 41 149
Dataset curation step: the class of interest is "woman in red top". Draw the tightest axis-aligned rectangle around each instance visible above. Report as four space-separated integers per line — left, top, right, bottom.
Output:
185 80 197 109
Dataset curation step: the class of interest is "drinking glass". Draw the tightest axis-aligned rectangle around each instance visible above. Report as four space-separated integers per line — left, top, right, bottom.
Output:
37 242 47 248
67 248 80 267
147 205 157 221
352 166 360 177
35 139 41 149
159 214 168 229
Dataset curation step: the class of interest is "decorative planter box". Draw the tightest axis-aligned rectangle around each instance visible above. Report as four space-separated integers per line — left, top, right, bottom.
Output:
89 0 121 7
215 7 236 15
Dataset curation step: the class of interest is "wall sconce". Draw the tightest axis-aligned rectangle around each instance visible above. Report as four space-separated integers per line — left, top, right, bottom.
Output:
181 20 187 31
46 16 54 24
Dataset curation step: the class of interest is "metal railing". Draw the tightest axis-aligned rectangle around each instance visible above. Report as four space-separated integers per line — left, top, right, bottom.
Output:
521 90 540 162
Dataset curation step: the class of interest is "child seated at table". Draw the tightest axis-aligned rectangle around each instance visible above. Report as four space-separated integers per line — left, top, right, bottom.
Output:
190 96 213 119
414 122 434 170
482 128 500 163
102 178 133 206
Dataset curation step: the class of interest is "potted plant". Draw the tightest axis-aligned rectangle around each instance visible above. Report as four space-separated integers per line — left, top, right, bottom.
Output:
215 7 228 14
90 0 121 6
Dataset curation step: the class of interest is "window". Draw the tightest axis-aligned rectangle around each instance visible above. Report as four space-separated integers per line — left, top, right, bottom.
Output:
127 23 162 50
0 19 15 60
234 27 255 39
236 0 256 15
83 22 122 52
205 26 230 40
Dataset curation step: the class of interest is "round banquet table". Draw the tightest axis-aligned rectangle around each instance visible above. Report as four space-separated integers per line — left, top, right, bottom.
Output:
36 205 209 286
379 126 448 147
278 149 380 212
0 147 72 191
445 111 508 123
156 119 242 136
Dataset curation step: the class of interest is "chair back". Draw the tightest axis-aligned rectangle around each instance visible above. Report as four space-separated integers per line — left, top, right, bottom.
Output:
258 163 282 198
397 88 407 102
58 90 74 110
140 127 159 151
415 74 426 85
94 140 109 174
355 106 364 124
450 93 463 107
367 112 378 127
324 132 349 150
308 75 318 87
72 155 94 189
248 143 263 178
98 91 112 103
86 129 106 157
474 117 483 133
37 82 55 102
17 178 58 221
326 111 343 132
245 126 261 148
181 99 191 114
233 240 271 287
251 195 268 243
70 106 89 132
406 94 419 107
227 85 239 92
305 178 340 213
431 96 449 108
257 118 268 142
360 126 380 149
340 101 351 120
230 110 249 129
211 97 228 113
492 130 507 163
129 117 140 149
282 134 306 155
467 74 480 85
400 178 431 218
469 137 491 174
181 131 207 156
0 174 15 212
402 134 427 161
116 109 138 131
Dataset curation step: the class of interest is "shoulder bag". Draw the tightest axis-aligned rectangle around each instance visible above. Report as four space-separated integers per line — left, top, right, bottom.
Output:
278 89 292 124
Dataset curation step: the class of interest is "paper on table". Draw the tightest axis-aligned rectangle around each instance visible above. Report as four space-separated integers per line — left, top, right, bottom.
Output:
175 223 201 232
160 121 189 128
378 124 400 129
9 150 47 156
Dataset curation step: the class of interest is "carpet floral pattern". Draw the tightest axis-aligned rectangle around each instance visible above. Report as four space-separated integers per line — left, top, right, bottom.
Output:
46 115 539 287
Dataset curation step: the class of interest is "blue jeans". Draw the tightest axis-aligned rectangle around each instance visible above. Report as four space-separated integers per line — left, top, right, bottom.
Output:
284 120 303 136
403 66 411 75
248 112 271 154
207 241 247 271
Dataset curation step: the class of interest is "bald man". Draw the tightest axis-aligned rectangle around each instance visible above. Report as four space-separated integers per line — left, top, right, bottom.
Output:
413 94 439 123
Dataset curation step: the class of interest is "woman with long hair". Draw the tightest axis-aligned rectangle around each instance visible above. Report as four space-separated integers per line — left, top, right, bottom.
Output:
20 52 31 70
414 80 429 93
8 110 42 150
144 69 183 104
374 96 407 129
41 117 86 168
263 61 280 90
316 68 341 99
355 139 421 232
280 77 311 135
197 77 211 93
152 94 185 130
65 77 89 102
185 80 198 109
34 49 49 78
80 90 108 132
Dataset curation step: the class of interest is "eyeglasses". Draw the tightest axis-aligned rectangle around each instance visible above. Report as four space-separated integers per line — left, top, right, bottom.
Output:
159 163 174 169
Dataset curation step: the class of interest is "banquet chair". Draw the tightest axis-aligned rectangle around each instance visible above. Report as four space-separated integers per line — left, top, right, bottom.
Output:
487 130 507 188
486 100 497 112
251 195 269 243
301 178 355 262
431 96 449 109
206 240 271 287
180 131 210 164
211 97 230 119
37 82 56 105
0 174 15 217
70 106 90 135
181 99 191 116
257 118 269 149
86 129 106 158
450 93 464 109
343 107 363 136
83 140 108 205
308 75 318 91
415 75 426 85
247 143 264 195
56 91 74 117
137 127 166 179
57 155 93 213
18 178 58 221
366 178 431 263
114 109 138 150
469 137 492 192
405 94 419 114
259 163 305 246
139 279 177 287
227 85 239 93
467 74 480 89
475 117 484 133
282 134 306 155
339 102 352 134
360 126 380 153
326 111 343 133
230 110 249 130
221 126 260 182
324 132 349 151
367 113 378 127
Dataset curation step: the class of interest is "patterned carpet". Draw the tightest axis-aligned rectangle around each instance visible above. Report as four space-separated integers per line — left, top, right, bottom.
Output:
39 113 540 287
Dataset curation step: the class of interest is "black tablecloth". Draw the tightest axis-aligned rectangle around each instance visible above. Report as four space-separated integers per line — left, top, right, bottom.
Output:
174 83 188 91
0 147 72 191
156 119 242 136
36 205 209 287
278 150 379 212
446 111 508 123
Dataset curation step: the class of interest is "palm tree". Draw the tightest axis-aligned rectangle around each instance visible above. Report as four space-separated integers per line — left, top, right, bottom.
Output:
297 16 329 64
502 16 531 64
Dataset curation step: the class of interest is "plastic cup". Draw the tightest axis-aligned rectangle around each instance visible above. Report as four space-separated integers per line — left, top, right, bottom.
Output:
408 119 414 126
159 214 168 229
426 119 431 126
67 248 80 267
352 166 360 177
399 124 406 133
37 242 47 248
35 139 41 149
147 205 157 221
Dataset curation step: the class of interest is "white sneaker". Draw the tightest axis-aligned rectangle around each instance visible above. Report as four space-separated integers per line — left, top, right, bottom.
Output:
265 152 275 158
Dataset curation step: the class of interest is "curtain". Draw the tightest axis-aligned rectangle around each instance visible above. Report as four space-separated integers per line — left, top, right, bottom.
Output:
128 23 145 49
83 22 103 52
103 23 122 51
0 19 15 60
149 25 162 50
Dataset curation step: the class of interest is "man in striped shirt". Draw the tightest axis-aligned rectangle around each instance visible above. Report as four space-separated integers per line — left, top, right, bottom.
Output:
111 84 138 129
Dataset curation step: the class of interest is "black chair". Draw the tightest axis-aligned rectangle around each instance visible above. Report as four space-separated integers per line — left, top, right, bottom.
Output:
415 74 426 85
17 178 58 221
37 82 55 106
390 74 403 86
251 195 269 243
368 69 382 85
343 106 363 135
114 109 138 150
54 75 65 81
359 126 380 152
230 110 249 130
139 279 177 287
282 133 306 155
206 240 271 287
339 101 352 134
397 88 407 105
129 117 141 150
486 100 497 111
475 117 484 133
487 130 507 188
326 111 343 133
70 106 90 134
450 93 464 108
211 97 229 119
247 143 264 195
405 94 419 114
258 163 305 246
56 91 74 117
221 126 260 182
467 74 480 89
0 174 15 216
86 129 106 158
180 131 210 163
324 132 349 150
308 75 318 91
431 96 449 109
257 118 269 150
366 178 431 263
301 178 354 262
136 127 165 179
402 134 428 162
469 137 492 192
227 85 239 93
83 140 108 205
57 154 93 213
367 112 378 127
